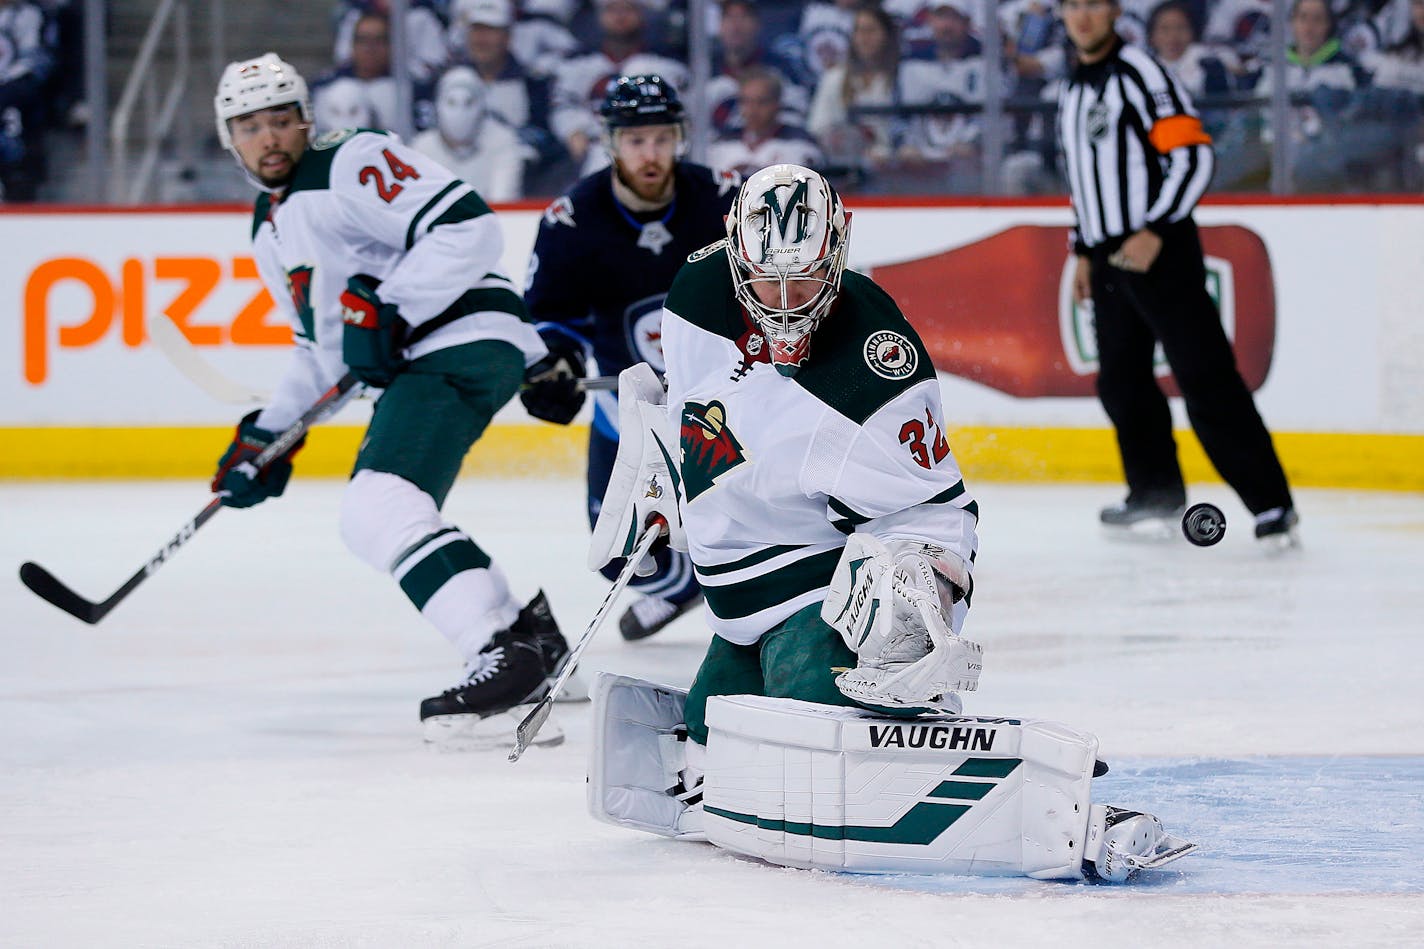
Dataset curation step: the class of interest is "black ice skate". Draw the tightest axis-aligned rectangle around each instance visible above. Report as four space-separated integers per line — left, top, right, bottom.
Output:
420 592 574 748
619 591 703 641
1254 506 1300 549
1099 494 1186 532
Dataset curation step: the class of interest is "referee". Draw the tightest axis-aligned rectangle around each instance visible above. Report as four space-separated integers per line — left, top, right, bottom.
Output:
1056 0 1298 543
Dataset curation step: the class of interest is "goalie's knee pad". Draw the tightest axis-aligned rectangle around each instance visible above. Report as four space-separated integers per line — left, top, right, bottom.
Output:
587 674 705 840
699 696 1098 879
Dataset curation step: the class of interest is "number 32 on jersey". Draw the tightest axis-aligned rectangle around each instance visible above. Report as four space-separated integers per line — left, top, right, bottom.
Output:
899 407 950 470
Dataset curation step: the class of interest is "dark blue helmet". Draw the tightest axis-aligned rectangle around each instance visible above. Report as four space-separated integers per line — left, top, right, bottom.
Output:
599 74 685 129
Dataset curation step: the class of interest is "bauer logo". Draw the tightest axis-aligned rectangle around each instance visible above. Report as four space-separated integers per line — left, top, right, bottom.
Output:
866 724 997 752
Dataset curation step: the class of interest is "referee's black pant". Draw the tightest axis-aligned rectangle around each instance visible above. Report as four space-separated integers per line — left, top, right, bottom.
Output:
1088 218 1293 516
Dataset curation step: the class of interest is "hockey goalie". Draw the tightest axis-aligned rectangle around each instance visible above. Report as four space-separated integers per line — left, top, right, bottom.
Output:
583 164 1195 882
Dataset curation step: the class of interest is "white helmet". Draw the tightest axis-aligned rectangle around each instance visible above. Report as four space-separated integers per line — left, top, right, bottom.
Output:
313 77 375 134
214 52 311 149
434 66 486 146
725 164 849 375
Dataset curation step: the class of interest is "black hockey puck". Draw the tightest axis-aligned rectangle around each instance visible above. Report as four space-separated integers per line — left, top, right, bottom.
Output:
1181 503 1226 547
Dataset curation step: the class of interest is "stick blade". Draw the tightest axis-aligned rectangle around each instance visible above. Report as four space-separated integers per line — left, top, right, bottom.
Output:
508 698 554 762
19 562 103 624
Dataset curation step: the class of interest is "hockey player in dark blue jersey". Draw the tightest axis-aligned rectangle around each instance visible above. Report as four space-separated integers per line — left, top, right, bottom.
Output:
522 74 739 641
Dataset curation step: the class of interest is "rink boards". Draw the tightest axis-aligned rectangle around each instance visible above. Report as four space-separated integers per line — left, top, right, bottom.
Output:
3 198 1422 488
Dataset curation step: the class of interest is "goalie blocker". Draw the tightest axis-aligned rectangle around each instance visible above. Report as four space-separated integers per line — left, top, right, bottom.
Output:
589 674 1196 881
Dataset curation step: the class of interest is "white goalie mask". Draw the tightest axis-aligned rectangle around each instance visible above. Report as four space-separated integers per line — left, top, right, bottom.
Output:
725 164 850 376
214 51 311 150
434 66 486 147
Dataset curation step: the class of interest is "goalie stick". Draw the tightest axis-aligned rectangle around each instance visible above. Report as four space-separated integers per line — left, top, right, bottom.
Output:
19 374 364 625
509 521 664 761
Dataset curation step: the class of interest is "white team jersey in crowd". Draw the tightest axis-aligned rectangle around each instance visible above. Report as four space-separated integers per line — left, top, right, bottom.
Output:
250 129 544 431
409 120 530 203
706 125 827 180
660 244 979 645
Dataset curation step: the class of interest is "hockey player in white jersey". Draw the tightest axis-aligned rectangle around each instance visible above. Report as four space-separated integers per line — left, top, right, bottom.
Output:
583 164 1196 882
211 52 574 747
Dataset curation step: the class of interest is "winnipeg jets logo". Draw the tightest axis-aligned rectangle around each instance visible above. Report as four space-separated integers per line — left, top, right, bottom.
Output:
864 330 918 380
637 220 673 255
543 195 575 228
680 400 748 502
714 167 741 196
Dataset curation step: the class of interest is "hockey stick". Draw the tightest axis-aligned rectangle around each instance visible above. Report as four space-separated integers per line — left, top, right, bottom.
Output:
147 313 271 405
508 521 663 762
576 375 617 392
18 374 364 625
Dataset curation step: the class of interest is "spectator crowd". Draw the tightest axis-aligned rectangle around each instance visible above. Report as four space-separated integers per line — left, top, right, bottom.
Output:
5 0 1423 202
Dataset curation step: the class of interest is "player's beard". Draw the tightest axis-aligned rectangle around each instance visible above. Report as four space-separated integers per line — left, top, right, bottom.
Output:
615 156 675 206
252 148 301 189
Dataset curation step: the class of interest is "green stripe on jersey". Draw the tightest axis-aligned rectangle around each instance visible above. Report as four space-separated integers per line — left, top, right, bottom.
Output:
405 181 462 248
701 548 842 622
695 544 809 577
396 535 493 610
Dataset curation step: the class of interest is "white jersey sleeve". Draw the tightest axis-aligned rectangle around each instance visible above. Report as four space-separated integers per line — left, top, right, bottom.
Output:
326 132 510 328
817 378 978 574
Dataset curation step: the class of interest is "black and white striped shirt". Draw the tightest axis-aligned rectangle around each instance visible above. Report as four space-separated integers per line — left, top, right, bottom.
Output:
1057 38 1215 253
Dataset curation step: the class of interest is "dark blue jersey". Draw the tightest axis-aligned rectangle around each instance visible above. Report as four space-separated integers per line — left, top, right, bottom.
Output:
524 161 740 385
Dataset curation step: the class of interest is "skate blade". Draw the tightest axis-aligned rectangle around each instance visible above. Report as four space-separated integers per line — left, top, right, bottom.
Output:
1136 835 1198 872
1258 531 1302 555
423 704 565 752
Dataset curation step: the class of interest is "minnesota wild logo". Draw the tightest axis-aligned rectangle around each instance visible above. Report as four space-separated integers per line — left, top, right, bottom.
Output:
286 265 315 340
680 400 748 502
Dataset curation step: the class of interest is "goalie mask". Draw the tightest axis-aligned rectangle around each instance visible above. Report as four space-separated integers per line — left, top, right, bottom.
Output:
725 164 849 376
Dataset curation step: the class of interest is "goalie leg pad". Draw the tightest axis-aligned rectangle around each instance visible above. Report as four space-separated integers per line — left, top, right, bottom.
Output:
699 695 1097 878
587 673 706 840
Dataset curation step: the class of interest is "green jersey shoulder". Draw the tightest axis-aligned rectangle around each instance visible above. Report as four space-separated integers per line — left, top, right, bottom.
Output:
794 270 936 425
666 247 935 425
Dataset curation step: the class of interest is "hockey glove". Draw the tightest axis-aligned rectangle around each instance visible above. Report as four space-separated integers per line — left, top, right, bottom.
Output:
211 409 306 508
822 533 981 711
340 274 408 389
588 363 686 576
520 327 588 425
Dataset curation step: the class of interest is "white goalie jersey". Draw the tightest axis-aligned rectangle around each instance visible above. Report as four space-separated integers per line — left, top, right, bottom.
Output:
249 129 545 431
660 243 979 645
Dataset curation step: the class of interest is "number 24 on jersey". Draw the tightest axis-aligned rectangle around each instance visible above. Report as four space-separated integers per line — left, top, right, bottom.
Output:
359 148 421 203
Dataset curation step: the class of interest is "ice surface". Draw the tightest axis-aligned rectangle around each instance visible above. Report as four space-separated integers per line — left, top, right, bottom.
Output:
3 479 1422 947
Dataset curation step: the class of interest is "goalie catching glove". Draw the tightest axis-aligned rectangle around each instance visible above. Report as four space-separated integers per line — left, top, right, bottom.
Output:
821 533 981 711
588 363 685 577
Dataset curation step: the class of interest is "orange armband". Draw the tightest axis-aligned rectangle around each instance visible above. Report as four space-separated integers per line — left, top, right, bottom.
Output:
1149 115 1212 153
